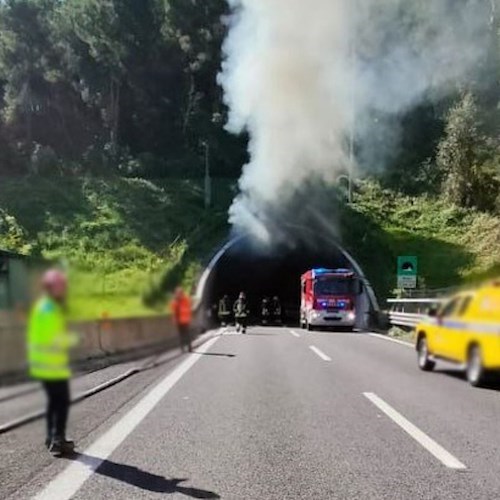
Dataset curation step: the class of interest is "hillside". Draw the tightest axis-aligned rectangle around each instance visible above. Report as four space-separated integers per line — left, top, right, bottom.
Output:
0 177 232 320
340 182 500 300
1 176 499 318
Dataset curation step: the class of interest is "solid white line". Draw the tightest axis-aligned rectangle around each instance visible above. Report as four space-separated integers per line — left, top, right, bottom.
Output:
309 345 332 362
363 392 466 470
369 332 414 348
289 329 301 338
35 336 220 500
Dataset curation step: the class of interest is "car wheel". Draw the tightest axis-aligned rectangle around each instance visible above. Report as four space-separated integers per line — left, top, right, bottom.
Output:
466 345 486 387
417 336 435 371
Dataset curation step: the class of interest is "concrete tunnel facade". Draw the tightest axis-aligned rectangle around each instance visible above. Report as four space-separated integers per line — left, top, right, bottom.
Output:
195 231 380 331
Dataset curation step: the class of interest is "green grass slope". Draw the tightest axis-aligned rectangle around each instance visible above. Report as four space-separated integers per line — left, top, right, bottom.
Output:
1 177 498 318
0 177 232 320
340 182 500 300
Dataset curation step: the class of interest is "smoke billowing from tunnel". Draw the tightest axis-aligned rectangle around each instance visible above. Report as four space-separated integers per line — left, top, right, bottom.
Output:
218 0 491 239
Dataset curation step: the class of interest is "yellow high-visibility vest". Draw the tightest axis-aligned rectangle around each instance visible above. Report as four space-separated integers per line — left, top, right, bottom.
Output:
27 297 73 381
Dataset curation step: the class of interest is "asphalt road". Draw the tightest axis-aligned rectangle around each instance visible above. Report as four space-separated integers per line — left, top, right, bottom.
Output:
3 326 500 499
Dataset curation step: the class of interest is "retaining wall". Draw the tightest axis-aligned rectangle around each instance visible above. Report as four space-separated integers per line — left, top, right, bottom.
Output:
0 314 178 380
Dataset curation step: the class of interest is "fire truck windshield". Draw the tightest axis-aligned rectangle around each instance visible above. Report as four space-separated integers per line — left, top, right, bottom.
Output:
314 278 354 295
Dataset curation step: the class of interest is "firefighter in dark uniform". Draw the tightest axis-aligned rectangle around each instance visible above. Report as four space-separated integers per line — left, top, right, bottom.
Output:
270 296 282 324
261 297 270 325
218 295 231 326
233 292 249 334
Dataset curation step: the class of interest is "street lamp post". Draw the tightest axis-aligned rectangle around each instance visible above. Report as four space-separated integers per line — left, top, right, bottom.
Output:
336 174 350 202
347 34 355 205
348 122 354 204
203 141 212 209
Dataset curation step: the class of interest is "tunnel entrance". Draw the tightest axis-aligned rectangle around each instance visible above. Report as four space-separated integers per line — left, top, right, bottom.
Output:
198 233 378 330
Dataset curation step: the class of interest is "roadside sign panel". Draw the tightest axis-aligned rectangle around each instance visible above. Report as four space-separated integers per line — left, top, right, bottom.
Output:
397 275 417 289
397 256 418 289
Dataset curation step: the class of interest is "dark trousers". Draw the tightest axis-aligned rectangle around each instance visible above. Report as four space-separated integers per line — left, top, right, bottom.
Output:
178 324 192 352
42 380 70 441
235 316 247 330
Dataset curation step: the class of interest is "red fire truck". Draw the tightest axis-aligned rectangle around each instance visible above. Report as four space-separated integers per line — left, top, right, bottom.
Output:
300 268 358 331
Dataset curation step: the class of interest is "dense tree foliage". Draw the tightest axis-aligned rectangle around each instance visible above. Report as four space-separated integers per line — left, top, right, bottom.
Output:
377 0 500 213
0 0 498 218
437 92 499 210
0 0 246 177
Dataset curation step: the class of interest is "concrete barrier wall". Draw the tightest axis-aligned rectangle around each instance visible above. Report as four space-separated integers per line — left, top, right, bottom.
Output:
0 314 179 380
0 314 27 376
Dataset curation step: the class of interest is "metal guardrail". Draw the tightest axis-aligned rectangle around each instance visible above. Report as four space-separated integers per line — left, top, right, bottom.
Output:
395 286 458 299
387 297 446 329
388 311 426 328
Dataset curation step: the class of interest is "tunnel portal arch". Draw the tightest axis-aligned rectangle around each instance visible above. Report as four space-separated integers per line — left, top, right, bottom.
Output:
196 231 379 331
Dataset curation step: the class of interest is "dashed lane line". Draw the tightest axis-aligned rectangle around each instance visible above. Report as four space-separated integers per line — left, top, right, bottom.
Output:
309 345 332 362
363 392 466 470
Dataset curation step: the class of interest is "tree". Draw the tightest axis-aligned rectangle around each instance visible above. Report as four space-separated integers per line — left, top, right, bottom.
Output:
0 1 60 150
437 92 499 210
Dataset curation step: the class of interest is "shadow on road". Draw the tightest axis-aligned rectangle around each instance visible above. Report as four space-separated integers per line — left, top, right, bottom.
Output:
243 332 278 336
436 369 466 381
196 352 236 358
436 370 500 391
70 453 220 498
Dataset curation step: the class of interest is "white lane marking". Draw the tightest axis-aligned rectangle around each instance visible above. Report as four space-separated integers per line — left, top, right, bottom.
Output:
369 332 414 348
309 345 332 362
363 392 466 470
35 336 220 500
289 329 301 338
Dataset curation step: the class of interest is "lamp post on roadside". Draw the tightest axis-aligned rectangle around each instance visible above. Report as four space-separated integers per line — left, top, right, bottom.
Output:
347 124 354 204
347 34 355 205
202 141 212 209
336 174 350 202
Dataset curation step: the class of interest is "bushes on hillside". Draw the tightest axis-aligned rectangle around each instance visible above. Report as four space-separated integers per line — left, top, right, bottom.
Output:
437 92 500 212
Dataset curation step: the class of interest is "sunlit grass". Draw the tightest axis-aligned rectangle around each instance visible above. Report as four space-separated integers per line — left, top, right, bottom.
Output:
0 176 231 321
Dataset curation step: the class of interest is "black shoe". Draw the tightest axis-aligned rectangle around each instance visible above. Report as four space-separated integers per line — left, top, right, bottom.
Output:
45 437 52 449
49 438 75 456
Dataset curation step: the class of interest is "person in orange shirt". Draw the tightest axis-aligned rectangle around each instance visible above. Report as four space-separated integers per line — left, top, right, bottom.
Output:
170 287 193 352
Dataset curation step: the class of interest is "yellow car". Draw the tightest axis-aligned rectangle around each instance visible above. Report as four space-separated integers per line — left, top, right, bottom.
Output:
415 283 500 386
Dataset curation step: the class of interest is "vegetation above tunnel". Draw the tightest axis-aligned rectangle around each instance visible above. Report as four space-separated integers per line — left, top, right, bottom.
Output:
340 182 500 300
2 177 500 319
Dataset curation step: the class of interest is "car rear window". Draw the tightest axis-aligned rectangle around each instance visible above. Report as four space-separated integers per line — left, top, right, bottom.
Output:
439 298 460 317
457 296 472 316
458 297 472 316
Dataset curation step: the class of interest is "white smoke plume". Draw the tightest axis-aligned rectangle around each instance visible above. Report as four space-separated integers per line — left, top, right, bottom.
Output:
218 0 491 240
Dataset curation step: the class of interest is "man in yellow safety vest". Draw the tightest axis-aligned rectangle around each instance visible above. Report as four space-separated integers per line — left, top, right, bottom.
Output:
27 269 77 456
